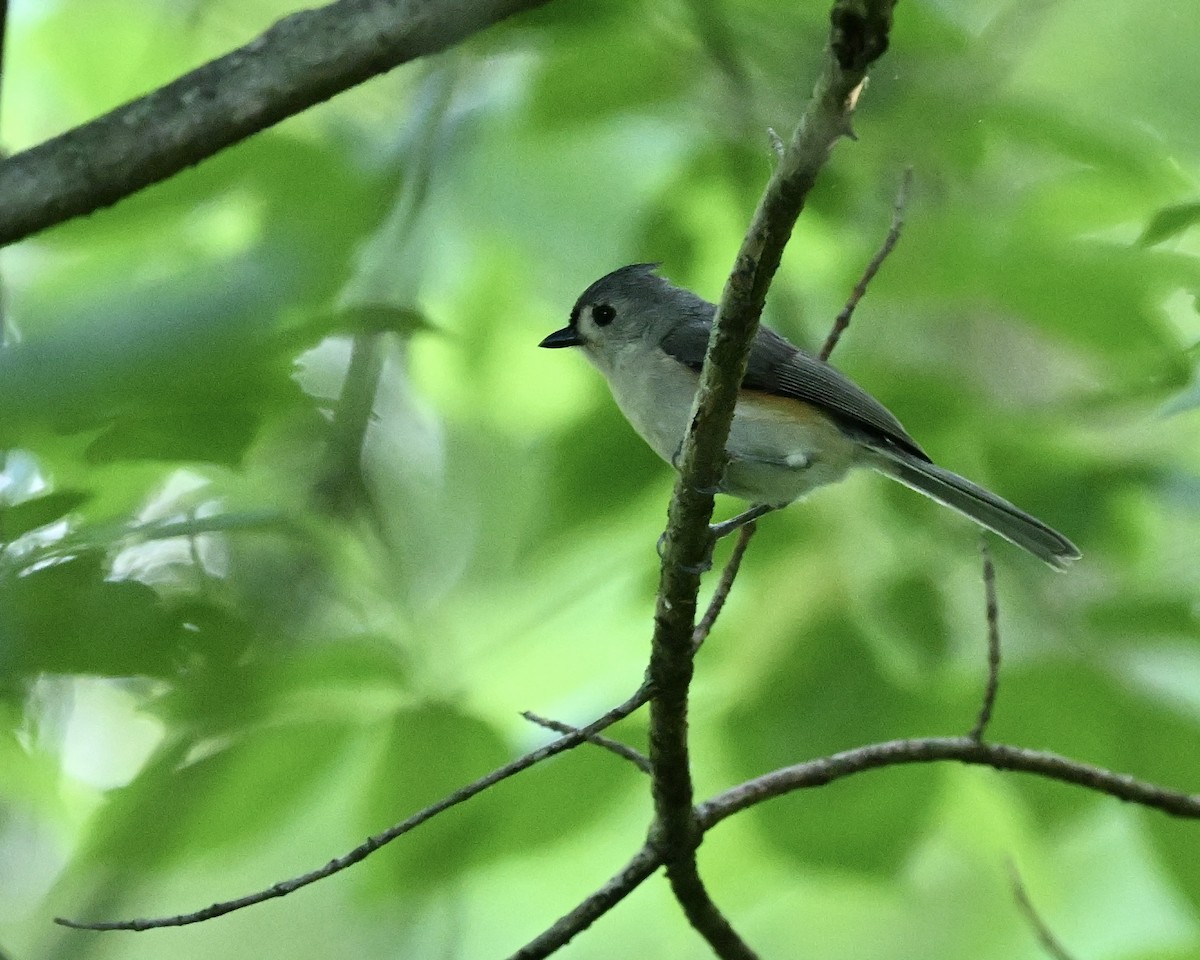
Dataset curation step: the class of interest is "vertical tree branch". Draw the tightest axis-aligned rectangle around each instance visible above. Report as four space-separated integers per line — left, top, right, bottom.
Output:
968 541 1002 741
312 59 456 519
665 863 759 960
648 2 898 955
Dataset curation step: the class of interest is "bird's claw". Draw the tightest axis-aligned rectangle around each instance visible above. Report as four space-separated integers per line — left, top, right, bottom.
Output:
670 444 723 496
708 518 742 540
656 531 715 575
710 503 778 539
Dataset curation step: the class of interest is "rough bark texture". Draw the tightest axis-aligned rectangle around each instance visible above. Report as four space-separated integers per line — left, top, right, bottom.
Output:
0 0 551 247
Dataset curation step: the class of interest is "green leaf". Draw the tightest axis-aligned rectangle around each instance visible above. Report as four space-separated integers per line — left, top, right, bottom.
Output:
277 303 437 356
0 268 301 451
37 133 401 310
84 405 263 466
861 571 953 676
1139 201 1200 246
527 16 697 130
1084 594 1200 641
149 634 408 743
0 489 91 541
723 616 938 875
0 554 182 680
79 718 357 875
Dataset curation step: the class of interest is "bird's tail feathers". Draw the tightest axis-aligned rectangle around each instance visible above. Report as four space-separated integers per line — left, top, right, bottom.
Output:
871 450 1080 570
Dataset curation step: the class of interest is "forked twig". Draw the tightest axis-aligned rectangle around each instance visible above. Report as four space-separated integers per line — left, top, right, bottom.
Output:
521 712 650 774
507 739 1200 958
648 7 902 950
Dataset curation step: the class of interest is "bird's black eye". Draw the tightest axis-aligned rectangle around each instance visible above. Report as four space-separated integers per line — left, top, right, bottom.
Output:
593 304 616 327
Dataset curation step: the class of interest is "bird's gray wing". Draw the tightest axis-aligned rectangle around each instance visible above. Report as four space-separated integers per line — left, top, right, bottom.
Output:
659 316 930 462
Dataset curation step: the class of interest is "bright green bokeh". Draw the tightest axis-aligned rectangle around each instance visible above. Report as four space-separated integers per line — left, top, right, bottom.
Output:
1 1 1198 958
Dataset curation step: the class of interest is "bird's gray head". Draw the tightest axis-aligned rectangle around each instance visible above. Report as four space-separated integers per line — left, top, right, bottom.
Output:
539 264 714 359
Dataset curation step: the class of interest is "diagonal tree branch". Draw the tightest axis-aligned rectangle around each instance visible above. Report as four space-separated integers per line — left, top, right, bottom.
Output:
520 711 651 774
54 707 1200 938
0 0 551 248
51 441 767 935
506 845 662 960
819 164 912 361
55 682 652 932
648 2 898 956
692 522 757 652
1009 862 1078 960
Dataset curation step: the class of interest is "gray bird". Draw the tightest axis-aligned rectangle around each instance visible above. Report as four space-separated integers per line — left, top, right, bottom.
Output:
540 263 1080 569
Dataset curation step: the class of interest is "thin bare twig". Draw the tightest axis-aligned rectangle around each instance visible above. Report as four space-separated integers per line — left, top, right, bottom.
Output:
698 736 1200 829
513 726 1198 957
819 165 913 361
693 522 757 651
61 720 1200 937
55 682 653 932
1009 862 1077 960
969 541 1001 741
520 711 650 774
507 845 661 960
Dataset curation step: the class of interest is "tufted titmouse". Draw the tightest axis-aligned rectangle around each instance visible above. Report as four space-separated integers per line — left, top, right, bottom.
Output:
539 263 1080 569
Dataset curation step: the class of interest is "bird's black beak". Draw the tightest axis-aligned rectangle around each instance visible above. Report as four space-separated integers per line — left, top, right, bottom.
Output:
538 326 584 349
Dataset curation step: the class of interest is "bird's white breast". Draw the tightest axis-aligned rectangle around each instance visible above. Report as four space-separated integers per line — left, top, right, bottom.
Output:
594 343 696 463
590 344 861 506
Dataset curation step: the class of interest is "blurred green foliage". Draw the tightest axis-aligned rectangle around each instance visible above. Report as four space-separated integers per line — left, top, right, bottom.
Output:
1 0 1199 958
